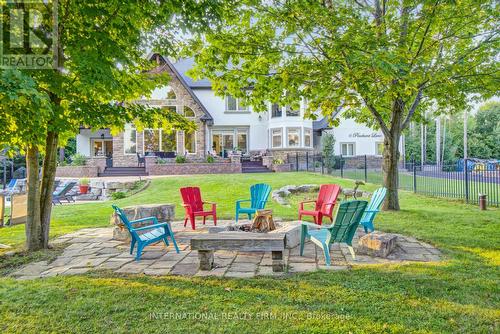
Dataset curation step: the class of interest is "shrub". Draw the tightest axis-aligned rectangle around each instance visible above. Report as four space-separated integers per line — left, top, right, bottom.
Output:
175 156 186 163
206 156 215 163
321 133 336 172
157 158 168 165
273 158 284 165
111 191 126 200
79 178 89 186
70 153 87 166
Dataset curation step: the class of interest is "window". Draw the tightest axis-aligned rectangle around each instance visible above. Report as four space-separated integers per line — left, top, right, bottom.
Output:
285 105 300 117
161 130 177 152
236 130 248 153
225 95 248 112
184 131 196 153
124 124 137 154
287 128 300 147
304 129 312 147
166 88 176 100
271 103 282 118
340 143 355 156
375 142 385 156
271 128 282 148
183 106 196 118
144 129 160 153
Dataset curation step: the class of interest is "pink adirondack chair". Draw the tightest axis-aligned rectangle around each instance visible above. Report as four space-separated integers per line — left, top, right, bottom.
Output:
180 187 217 230
298 184 341 225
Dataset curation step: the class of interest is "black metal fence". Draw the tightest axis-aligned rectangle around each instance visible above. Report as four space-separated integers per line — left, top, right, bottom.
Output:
286 152 500 207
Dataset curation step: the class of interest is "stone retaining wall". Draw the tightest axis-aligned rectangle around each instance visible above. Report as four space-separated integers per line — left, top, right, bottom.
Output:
146 162 242 175
56 166 100 178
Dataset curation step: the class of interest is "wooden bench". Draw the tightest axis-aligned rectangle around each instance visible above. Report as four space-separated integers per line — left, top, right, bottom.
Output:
190 233 286 272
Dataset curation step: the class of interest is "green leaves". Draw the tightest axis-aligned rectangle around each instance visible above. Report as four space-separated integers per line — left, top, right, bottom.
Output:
189 0 498 133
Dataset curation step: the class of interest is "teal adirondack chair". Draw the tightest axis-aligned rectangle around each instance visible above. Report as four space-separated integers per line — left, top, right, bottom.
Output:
359 187 387 233
112 205 179 260
300 200 368 266
235 183 272 222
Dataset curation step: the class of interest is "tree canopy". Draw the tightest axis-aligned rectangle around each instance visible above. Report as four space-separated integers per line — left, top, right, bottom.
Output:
188 0 499 209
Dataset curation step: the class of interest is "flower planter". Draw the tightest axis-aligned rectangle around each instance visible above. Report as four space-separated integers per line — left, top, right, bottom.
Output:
79 185 89 194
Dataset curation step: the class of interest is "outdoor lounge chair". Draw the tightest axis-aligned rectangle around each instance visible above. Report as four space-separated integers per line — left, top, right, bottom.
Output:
359 187 387 233
52 181 77 205
137 153 146 167
1 178 18 195
300 200 368 266
235 183 272 222
112 205 179 260
298 184 341 225
180 186 217 230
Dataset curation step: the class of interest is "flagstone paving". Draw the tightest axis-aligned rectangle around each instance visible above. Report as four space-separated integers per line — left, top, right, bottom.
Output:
11 221 442 280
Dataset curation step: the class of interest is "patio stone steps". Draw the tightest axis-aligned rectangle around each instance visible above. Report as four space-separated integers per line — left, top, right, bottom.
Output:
242 161 271 173
98 167 148 177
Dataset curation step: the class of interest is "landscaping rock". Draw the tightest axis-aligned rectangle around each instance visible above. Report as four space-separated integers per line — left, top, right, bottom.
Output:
357 232 397 258
75 194 99 201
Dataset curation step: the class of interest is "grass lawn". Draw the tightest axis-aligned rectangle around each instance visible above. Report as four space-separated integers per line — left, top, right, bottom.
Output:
0 172 499 333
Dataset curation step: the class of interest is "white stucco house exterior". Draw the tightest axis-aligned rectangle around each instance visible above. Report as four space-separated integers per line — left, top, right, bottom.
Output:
75 55 392 169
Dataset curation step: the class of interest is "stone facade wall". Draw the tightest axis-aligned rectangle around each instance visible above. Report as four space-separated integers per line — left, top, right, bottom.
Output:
343 155 383 169
56 166 99 178
146 162 242 175
110 64 208 167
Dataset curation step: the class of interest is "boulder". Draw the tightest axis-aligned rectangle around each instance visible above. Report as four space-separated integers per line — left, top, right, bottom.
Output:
75 194 99 201
90 188 102 196
90 180 104 189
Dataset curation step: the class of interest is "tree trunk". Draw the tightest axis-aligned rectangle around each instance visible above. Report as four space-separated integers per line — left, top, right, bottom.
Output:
382 101 404 211
382 133 401 210
40 131 59 248
25 145 43 251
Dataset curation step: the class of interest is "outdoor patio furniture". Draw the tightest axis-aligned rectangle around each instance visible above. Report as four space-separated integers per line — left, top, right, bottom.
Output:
112 205 179 260
300 200 368 266
359 187 387 233
235 183 272 222
137 153 146 167
7 193 28 226
52 181 77 205
1 178 18 195
180 186 217 230
298 184 341 225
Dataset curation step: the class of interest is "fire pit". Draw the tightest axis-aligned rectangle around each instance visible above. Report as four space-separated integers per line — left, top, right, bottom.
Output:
190 211 302 272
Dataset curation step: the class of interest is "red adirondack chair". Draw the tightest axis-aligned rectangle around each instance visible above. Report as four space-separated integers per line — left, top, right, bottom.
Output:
180 187 217 230
298 184 341 225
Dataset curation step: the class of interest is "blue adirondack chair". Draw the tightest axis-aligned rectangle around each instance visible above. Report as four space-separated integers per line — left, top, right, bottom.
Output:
235 183 272 222
1 178 18 195
300 200 368 266
112 205 179 260
359 187 387 233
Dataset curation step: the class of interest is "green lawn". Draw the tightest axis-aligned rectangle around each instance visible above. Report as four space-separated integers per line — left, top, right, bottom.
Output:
0 172 499 333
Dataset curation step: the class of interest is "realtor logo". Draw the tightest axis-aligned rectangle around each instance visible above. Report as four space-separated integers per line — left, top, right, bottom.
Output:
0 0 58 69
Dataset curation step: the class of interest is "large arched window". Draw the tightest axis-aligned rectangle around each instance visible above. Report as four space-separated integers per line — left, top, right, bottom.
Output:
183 106 196 118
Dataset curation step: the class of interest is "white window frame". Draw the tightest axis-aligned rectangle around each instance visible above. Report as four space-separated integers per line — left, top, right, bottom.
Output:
225 95 249 112
340 142 356 157
124 124 137 155
287 127 301 148
271 128 283 148
375 141 384 156
304 128 312 148
143 128 161 154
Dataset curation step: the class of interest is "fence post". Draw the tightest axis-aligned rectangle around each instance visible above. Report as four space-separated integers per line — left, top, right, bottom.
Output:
364 155 368 182
412 158 417 193
464 158 469 203
296 152 299 172
306 152 309 172
340 155 344 178
321 155 324 174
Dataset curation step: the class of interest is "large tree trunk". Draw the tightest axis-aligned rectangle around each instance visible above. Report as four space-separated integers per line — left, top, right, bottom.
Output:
382 132 401 210
39 131 59 248
25 145 43 251
382 100 404 211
